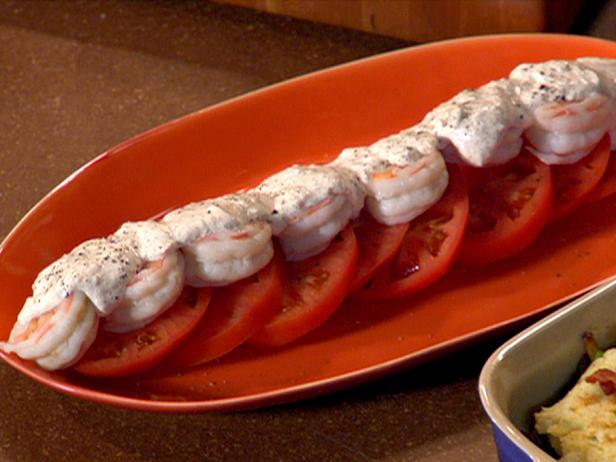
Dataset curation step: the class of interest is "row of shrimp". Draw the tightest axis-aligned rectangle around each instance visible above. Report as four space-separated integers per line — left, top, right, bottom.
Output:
2 57 616 371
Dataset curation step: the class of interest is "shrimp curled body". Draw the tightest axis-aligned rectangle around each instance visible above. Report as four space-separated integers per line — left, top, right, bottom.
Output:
103 250 185 333
525 94 615 164
256 164 365 261
334 128 448 226
182 223 273 286
0 291 99 370
510 60 614 164
162 194 274 286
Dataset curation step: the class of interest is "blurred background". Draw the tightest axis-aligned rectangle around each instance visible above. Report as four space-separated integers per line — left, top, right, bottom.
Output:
214 0 615 42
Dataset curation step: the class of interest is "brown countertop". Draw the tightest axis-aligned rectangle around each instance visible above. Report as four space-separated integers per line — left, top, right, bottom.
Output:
0 1 613 461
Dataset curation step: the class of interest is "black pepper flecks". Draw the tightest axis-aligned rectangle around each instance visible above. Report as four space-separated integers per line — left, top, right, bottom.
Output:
30 237 141 315
257 164 359 218
422 79 528 165
510 60 602 106
162 192 273 245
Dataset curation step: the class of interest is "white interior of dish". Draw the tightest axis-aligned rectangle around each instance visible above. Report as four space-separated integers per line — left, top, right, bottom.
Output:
480 277 616 461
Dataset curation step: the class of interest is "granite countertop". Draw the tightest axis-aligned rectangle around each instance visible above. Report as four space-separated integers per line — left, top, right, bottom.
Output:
0 1 613 461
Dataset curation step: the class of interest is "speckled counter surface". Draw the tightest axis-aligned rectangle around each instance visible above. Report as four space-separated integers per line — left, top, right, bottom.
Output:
0 1 613 461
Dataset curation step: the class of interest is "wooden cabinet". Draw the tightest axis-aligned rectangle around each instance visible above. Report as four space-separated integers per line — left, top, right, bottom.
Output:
214 0 585 42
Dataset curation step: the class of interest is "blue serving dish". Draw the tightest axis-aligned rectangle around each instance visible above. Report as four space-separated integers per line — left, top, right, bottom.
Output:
479 277 616 462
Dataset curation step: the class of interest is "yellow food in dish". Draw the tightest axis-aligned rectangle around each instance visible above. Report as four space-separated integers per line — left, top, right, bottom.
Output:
535 348 616 462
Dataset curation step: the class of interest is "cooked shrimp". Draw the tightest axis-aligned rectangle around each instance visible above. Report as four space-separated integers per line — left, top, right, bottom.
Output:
276 195 353 259
533 93 613 133
181 222 272 286
578 57 616 98
421 79 530 167
103 250 185 333
578 57 616 150
0 291 99 370
256 164 365 260
334 128 448 225
524 93 614 164
162 193 274 286
510 60 613 164
18 237 141 324
101 221 184 332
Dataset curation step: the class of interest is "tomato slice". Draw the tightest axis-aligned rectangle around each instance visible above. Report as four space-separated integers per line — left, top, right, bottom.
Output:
249 225 358 347
586 139 616 204
549 135 610 221
349 213 409 292
457 148 553 266
165 251 284 367
352 165 468 301
73 287 211 377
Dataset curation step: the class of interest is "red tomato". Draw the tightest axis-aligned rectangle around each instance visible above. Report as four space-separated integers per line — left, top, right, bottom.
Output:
352 165 468 301
166 250 284 367
350 213 409 292
586 138 616 204
457 148 553 266
73 287 211 378
249 225 358 347
550 135 611 221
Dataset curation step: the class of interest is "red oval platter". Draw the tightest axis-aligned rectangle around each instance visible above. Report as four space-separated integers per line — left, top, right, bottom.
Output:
2 34 616 412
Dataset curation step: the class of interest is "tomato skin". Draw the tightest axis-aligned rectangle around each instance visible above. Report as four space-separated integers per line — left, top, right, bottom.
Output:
353 165 469 301
73 287 211 378
586 138 616 204
350 213 409 292
550 135 611 221
249 225 358 347
457 148 553 266
166 250 284 367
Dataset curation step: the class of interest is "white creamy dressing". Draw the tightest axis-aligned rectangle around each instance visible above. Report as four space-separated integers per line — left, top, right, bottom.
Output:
334 127 444 195
578 57 616 98
114 220 177 262
20 237 141 324
333 146 392 184
256 164 365 233
421 79 530 167
370 126 440 166
162 192 273 243
509 60 602 109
